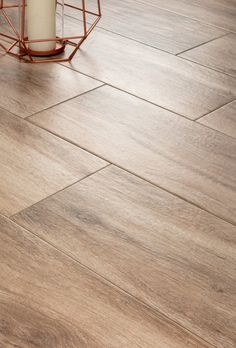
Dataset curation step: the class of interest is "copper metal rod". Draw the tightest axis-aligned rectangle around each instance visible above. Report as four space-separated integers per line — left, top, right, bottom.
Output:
0 0 101 63
81 0 87 36
2 10 20 38
0 32 19 41
64 3 100 17
6 39 18 53
97 0 101 16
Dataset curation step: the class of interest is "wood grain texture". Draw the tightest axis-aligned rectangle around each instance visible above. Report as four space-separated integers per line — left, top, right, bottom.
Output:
66 0 226 54
198 100 236 138
138 0 236 31
0 215 211 348
30 85 236 224
13 166 236 348
180 33 236 77
0 55 101 117
63 27 236 119
0 108 106 216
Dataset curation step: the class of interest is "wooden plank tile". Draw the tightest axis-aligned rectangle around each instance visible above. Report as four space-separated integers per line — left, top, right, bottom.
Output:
198 100 236 139
180 33 236 77
66 0 226 54
0 108 106 216
138 0 236 31
30 85 236 224
13 166 236 348
0 215 211 348
63 28 236 119
0 55 101 117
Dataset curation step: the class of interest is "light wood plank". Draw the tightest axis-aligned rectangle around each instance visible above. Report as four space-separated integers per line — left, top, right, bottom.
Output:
63 27 236 119
0 108 106 216
180 33 236 77
13 166 236 348
30 85 236 224
198 100 236 138
66 0 226 54
0 215 211 348
138 0 236 31
0 55 101 117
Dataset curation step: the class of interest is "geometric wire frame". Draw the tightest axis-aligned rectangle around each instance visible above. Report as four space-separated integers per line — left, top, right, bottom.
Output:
0 0 101 63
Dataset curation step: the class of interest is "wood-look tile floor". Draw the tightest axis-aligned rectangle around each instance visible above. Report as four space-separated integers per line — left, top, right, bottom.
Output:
0 1 235 347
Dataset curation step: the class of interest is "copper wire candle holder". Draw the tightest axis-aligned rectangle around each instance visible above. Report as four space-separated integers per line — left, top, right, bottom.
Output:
0 0 101 63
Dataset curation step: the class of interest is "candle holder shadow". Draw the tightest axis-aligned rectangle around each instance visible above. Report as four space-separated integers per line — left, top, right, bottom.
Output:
0 0 101 63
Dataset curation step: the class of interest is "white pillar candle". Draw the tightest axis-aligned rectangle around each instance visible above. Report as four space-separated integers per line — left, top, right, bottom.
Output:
27 0 56 52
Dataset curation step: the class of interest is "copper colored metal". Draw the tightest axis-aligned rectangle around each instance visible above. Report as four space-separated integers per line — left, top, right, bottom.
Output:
0 0 101 63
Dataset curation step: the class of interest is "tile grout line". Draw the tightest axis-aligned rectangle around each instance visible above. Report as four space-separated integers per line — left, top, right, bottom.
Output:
0 90 113 172
9 163 111 220
2 55 234 143
179 55 236 79
64 11 232 57
64 12 170 54
4 81 234 212
134 0 236 34
104 85 236 125
24 83 106 119
197 119 236 140
195 120 236 141
58 62 236 127
1 74 235 143
176 32 229 56
195 99 236 122
30 67 236 142
24 119 236 228
0 105 25 120
7 214 216 348
79 23 235 79
0 83 105 122
1 75 235 225
9 165 179 261
56 63 205 122
58 30 236 82
1 53 235 226
111 165 235 227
